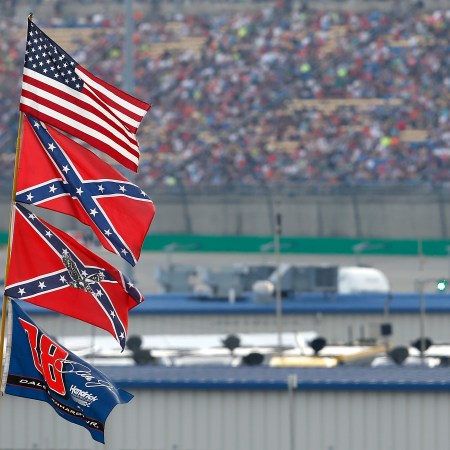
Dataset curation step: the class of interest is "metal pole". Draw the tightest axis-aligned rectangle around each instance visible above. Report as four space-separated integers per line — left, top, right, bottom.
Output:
0 109 24 391
122 0 136 285
447 245 450 280
415 278 427 364
123 0 135 94
274 212 283 353
287 374 298 450
418 279 426 365
418 238 424 273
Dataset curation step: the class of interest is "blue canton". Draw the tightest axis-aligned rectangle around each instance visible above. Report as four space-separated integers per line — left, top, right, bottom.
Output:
24 21 83 91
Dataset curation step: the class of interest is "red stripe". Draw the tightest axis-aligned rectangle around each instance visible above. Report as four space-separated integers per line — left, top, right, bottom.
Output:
84 84 143 133
22 74 139 147
77 65 151 111
20 90 139 158
82 85 141 134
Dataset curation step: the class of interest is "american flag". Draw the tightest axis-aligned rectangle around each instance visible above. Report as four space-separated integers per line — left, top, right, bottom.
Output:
16 115 156 266
4 203 143 349
20 19 151 172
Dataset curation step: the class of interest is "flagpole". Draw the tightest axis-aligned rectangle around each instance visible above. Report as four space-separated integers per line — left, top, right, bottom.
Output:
0 110 24 391
1 11 32 393
122 0 136 285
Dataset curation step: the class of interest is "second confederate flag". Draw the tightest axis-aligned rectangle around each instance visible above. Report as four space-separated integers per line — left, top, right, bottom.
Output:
4 203 144 349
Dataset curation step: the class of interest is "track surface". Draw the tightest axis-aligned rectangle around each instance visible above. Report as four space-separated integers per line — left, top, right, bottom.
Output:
1 250 442 294
0 248 447 294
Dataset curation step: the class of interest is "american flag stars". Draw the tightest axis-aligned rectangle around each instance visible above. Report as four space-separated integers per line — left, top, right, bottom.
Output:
25 23 82 92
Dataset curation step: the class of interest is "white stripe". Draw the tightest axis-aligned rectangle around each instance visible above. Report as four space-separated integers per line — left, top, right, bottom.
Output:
23 68 138 142
20 95 140 167
76 68 148 118
6 268 67 286
16 180 77 205
6 265 63 287
25 192 72 206
83 83 141 131
8 286 69 301
99 193 154 204
16 178 64 194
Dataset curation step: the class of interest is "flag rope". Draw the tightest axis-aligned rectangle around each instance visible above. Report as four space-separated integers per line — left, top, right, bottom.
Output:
0 110 24 393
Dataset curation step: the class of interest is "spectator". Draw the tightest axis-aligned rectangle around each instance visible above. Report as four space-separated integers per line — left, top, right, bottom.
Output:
0 6 449 191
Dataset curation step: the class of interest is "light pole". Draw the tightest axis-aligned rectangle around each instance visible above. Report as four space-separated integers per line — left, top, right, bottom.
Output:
287 374 298 450
446 245 450 280
274 212 283 354
414 277 447 364
122 0 136 286
416 278 426 364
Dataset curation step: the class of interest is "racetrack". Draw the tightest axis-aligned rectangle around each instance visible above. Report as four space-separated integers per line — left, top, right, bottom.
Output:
0 248 447 294
101 250 450 294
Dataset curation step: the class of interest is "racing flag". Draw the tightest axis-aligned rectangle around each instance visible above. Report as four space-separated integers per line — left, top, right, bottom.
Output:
4 203 143 349
16 115 156 266
4 299 133 443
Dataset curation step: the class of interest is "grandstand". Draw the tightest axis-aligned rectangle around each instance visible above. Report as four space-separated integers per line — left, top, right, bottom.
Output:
1 1 449 195
2 3 450 449
1 1 449 237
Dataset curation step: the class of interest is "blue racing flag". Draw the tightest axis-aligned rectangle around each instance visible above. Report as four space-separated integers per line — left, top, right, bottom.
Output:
4 299 133 443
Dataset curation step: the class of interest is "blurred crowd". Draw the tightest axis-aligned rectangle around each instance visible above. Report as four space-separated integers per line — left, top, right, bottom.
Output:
1 5 450 190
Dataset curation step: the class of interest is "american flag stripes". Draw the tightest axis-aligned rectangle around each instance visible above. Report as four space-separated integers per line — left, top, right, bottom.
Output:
20 19 151 172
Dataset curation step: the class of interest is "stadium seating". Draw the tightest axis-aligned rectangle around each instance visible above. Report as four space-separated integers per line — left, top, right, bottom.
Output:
1 5 448 190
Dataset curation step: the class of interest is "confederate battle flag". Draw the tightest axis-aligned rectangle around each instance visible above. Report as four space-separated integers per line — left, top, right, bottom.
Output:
4 203 144 349
16 115 155 266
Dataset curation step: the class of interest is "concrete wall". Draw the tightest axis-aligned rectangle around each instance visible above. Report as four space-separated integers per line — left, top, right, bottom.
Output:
149 191 450 239
44 0 450 19
3 191 450 240
2 388 450 450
